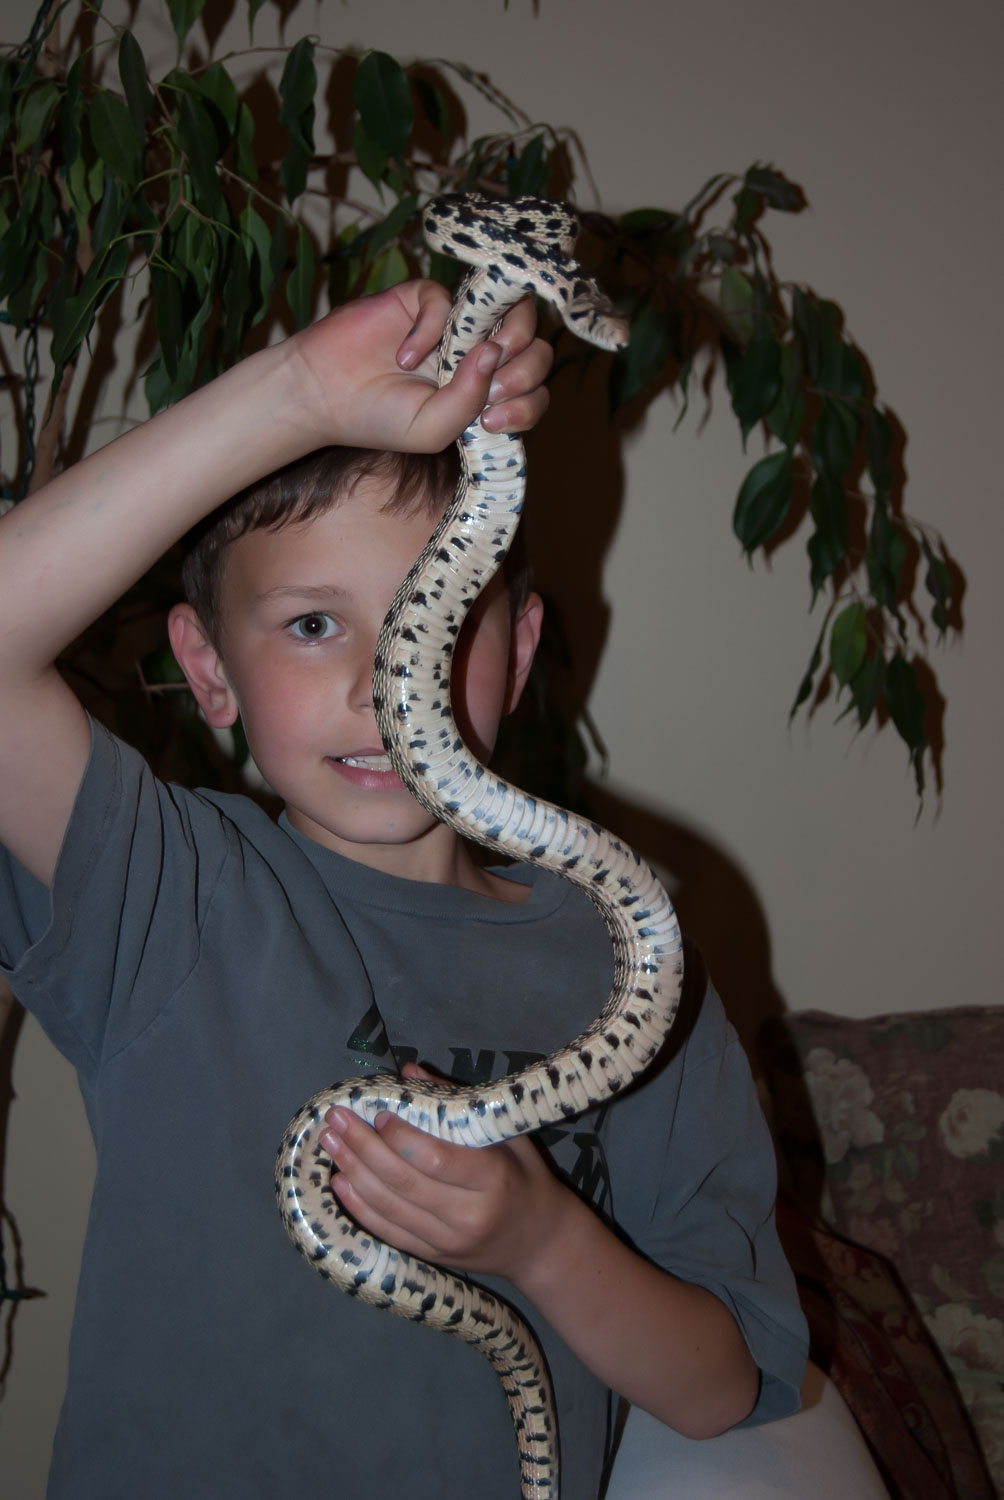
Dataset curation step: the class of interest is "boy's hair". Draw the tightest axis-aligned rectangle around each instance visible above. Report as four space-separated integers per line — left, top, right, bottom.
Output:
181 445 531 649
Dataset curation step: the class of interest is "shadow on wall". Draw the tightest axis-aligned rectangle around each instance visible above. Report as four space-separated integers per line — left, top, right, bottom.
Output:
510 348 787 1057
584 780 786 1057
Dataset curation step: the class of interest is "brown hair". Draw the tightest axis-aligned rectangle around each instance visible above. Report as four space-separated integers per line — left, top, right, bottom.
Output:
181 445 530 649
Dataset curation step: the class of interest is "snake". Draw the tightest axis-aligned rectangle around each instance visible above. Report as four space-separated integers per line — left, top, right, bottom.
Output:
275 193 684 1499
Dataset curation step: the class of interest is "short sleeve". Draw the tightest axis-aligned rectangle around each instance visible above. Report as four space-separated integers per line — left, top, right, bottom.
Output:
0 718 232 1081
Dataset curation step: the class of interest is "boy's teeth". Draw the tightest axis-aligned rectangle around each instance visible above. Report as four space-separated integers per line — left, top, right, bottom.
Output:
340 754 391 770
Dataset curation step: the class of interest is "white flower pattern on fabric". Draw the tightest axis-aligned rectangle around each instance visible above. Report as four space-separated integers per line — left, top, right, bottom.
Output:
925 1303 1004 1375
804 1046 885 1164
938 1088 1004 1159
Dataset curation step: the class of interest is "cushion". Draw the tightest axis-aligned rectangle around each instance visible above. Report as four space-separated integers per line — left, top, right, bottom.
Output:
759 1007 1004 1498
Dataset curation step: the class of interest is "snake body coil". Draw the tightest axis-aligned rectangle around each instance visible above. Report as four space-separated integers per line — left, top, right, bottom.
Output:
276 194 683 1499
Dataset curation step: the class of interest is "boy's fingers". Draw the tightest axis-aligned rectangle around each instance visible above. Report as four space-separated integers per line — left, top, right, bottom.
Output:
405 342 503 449
395 281 453 370
481 386 551 434
490 296 542 364
485 335 553 407
322 1106 453 1188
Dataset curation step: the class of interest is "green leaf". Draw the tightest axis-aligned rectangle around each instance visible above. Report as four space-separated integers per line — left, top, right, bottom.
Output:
50 240 128 377
415 77 449 137
732 184 760 236
792 289 840 384
620 207 678 238
765 343 806 447
0 206 35 302
60 54 85 163
167 0 205 51
144 354 171 415
921 536 952 633
364 195 418 260
220 236 252 362
197 61 240 134
719 267 755 342
178 284 214 384
829 602 867 687
170 207 217 297
119 31 154 134
725 335 782 444
354 51 413 163
865 405 893 496
743 165 804 213
239 202 274 324
817 340 868 402
867 492 907 611
279 38 317 203
426 248 461 293
353 118 388 192
151 265 184 379
0 57 15 144
810 398 859 480
14 77 61 154
733 449 793 554
88 91 142 186
286 223 315 328
609 297 679 408
90 174 129 254
807 474 849 597
7 242 50 331
790 614 829 719
884 652 927 792
364 244 409 293
507 134 551 198
176 92 224 211
848 649 885 729
246 0 268 38
328 222 363 306
233 100 258 184
705 233 737 264
269 214 287 285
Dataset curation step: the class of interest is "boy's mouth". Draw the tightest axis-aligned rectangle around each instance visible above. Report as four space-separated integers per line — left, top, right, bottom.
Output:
328 750 407 790
337 752 392 771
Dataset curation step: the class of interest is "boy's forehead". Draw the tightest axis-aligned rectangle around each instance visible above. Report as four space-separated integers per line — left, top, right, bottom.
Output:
220 478 445 597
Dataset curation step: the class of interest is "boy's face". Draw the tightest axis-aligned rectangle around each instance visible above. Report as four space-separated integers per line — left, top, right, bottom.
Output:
172 474 541 884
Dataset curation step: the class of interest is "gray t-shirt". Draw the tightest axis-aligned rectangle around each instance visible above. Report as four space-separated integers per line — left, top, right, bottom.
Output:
0 721 806 1499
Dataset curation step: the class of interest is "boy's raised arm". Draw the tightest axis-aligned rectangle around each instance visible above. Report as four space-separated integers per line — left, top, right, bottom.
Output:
0 285 551 888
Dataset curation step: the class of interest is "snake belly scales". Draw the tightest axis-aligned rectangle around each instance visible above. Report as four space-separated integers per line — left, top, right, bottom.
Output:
275 194 683 1499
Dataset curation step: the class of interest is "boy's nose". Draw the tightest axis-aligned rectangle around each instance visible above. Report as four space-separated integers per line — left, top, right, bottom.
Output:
346 638 376 711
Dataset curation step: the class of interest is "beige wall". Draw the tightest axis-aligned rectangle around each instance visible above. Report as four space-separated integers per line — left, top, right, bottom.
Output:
2 0 1002 1490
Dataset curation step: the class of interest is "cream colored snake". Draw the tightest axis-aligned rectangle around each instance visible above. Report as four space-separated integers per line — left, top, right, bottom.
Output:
276 194 683 1498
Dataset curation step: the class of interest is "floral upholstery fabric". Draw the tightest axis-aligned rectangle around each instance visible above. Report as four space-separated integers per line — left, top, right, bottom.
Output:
759 1007 1004 1498
776 1200 992 1499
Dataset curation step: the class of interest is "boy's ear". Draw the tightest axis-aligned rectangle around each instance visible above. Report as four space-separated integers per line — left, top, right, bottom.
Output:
167 604 239 728
503 591 544 715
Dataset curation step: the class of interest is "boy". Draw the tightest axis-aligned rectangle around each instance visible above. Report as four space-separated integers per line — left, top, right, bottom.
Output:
0 281 806 1498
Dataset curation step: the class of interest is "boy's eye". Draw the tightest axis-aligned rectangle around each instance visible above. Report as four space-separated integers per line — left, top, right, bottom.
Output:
289 613 340 641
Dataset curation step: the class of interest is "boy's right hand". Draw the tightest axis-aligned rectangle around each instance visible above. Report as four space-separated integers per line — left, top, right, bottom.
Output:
288 281 553 454
0 279 551 891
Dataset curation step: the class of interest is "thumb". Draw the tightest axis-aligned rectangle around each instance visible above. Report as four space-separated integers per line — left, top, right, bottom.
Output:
406 342 502 449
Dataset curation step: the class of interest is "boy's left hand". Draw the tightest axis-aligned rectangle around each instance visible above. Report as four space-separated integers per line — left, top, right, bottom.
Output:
318 1064 571 1287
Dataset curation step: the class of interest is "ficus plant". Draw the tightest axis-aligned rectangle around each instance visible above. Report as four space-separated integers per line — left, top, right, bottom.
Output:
0 0 958 800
